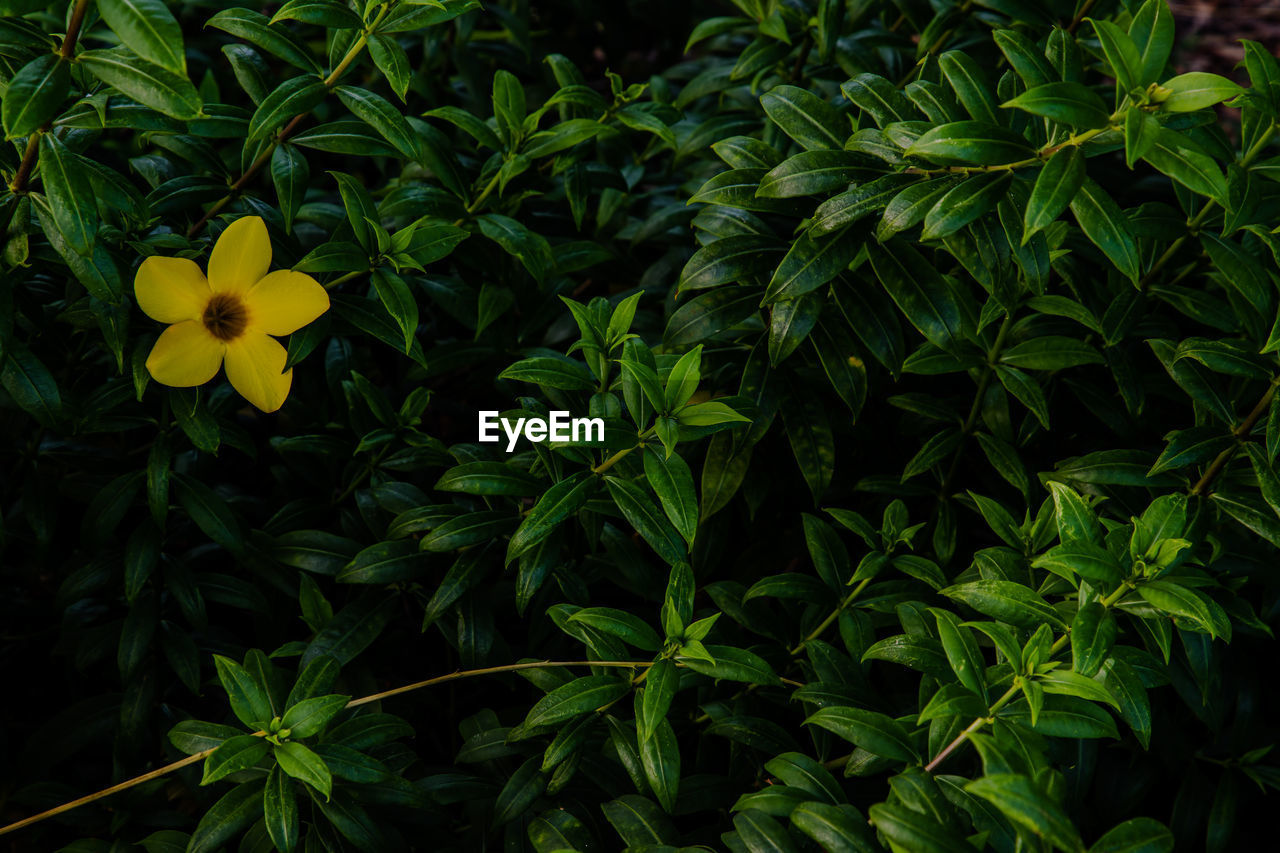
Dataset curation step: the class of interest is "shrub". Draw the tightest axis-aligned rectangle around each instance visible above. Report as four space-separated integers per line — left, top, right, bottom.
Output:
2 0 1279 851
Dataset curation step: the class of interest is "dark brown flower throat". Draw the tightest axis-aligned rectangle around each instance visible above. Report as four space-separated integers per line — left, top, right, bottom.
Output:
202 293 248 341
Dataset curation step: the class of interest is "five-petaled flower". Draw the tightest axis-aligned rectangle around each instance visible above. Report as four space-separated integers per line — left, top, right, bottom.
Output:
135 216 329 412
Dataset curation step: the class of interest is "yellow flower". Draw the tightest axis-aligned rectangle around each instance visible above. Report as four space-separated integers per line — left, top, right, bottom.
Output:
135 216 329 413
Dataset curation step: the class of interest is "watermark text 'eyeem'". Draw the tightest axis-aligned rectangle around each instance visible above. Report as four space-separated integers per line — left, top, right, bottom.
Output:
478 410 604 452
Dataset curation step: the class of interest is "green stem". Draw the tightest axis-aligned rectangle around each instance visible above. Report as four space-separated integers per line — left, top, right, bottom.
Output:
1068 0 1096 33
789 577 872 655
918 580 1133 773
1191 376 1280 496
325 268 371 291
592 427 655 475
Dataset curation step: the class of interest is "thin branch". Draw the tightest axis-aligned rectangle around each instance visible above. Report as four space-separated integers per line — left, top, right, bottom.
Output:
1191 378 1280 496
0 659 647 838
7 0 91 194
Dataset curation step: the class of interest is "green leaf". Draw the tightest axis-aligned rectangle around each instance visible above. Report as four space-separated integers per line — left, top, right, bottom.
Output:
1 345 63 427
733 809 799 852
206 9 319 72
966 774 1084 853
664 345 702 412
187 780 265 853
1071 602 1117 677
280 694 349 739
1099 657 1152 749
994 29 1057 87
499 357 595 390
523 675 631 728
812 173 917 235
79 48 203 119
920 171 1012 241
336 85 421 160
641 717 681 812
930 608 988 700
605 476 688 566
213 654 273 728
841 73 912 128
637 659 679 744
248 76 327 144
1158 72 1245 112
805 706 919 763
1003 81 1110 128
507 471 595 563
3 54 69 139
679 235 782 292
367 34 410 101
863 634 951 680
493 69 527 148
905 121 1036 166
791 802 877 852
98 0 186 73
1090 817 1174 853
1138 579 1227 638
271 143 309 234
1001 336 1104 371
877 176 961 239
264 766 299 853
569 608 661 651
1090 18 1142 93
679 645 781 686
39 134 98 255
1004 694 1119 738
1124 109 1160 168
477 214 554 282
1130 0 1174 84
601 794 676 846
434 462 542 496
370 268 419 354
174 474 243 555
939 50 1000 123
202 735 269 785
1141 127 1227 204
868 802 974 853
1039 669 1120 709
764 227 859 303
941 580 1068 630
866 238 964 351
275 741 333 799
1069 178 1140 281
272 0 364 28
665 287 762 348
781 387 835 503
760 85 846 151
758 151 868 198
643 447 699 546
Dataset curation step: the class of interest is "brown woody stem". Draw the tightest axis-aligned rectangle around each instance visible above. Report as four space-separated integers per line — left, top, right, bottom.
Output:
8 0 91 194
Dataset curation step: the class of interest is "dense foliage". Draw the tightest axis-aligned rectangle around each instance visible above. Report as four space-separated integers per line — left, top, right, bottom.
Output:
3 0 1280 851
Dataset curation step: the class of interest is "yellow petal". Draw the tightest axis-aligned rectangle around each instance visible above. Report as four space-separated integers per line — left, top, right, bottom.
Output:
146 321 226 387
244 269 330 336
134 256 210 324
208 216 271 295
225 330 292 412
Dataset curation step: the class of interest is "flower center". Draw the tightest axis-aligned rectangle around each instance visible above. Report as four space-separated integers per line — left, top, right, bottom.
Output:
202 293 249 341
